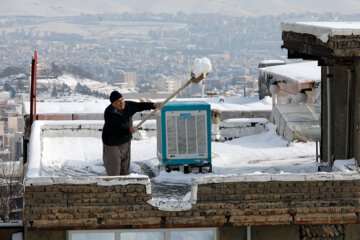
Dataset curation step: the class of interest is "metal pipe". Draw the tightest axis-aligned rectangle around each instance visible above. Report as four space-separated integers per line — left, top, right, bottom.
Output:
345 68 352 158
316 141 319 162
247 226 251 240
326 66 333 167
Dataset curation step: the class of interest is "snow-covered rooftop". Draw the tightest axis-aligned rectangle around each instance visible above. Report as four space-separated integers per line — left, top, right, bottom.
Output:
259 59 286 65
281 22 360 42
24 98 360 210
25 118 321 210
258 61 320 84
23 97 272 115
26 119 318 180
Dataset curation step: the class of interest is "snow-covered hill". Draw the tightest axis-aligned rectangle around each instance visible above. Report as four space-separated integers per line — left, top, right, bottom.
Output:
37 74 106 89
1 0 359 17
0 74 139 102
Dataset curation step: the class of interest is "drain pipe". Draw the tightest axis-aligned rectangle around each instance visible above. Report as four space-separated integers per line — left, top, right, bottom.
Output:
345 68 353 158
327 66 333 167
247 226 251 240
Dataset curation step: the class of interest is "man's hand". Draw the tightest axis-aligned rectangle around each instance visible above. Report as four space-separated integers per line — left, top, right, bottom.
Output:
129 126 138 133
153 103 163 109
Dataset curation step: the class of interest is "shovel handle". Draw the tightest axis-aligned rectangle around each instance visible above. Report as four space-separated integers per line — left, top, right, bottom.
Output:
135 78 198 128
135 74 206 128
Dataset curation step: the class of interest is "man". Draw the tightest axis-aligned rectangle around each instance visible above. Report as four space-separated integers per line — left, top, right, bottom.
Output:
102 90 161 176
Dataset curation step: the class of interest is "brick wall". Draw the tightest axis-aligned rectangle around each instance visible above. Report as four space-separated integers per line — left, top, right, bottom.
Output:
24 175 360 231
195 180 360 226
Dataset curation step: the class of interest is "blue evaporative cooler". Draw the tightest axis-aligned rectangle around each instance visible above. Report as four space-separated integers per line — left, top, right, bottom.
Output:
157 101 212 173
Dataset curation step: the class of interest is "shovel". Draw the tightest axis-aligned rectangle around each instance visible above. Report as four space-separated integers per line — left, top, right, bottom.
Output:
135 72 208 128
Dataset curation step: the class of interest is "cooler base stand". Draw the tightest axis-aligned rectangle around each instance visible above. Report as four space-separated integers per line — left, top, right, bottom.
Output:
163 163 212 174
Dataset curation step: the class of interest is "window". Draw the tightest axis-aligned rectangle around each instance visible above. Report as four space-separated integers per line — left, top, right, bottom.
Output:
170 230 214 240
69 228 216 240
71 232 115 240
120 232 164 240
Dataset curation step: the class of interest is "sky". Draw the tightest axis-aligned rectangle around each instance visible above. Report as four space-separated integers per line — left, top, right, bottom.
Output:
1 0 360 17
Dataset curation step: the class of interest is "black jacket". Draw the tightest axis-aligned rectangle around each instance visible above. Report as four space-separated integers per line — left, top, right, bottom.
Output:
102 101 155 146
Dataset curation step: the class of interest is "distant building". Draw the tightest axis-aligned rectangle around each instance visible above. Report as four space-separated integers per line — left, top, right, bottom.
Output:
112 70 136 88
0 92 11 100
258 60 286 99
165 79 175 92
232 75 252 84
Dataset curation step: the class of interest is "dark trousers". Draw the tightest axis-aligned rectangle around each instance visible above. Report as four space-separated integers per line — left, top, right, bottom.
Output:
103 141 131 176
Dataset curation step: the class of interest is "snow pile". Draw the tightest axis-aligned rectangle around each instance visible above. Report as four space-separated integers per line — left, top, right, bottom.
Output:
191 57 212 78
333 158 358 172
148 196 192 211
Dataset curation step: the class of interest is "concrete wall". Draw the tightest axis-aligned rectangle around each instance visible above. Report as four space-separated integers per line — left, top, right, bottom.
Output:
220 110 271 121
25 229 65 240
345 224 360 240
218 227 247 240
321 65 355 162
252 225 299 240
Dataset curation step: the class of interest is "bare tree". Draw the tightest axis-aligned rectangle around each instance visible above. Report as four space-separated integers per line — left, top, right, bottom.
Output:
0 160 23 222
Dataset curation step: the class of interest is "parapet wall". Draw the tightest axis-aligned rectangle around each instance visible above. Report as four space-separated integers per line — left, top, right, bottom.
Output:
24 174 360 230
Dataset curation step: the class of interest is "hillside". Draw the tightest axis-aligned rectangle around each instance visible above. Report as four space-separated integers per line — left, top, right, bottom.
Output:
1 0 359 17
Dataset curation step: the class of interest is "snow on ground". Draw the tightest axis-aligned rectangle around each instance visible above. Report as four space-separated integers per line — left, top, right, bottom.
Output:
152 124 317 185
40 123 317 178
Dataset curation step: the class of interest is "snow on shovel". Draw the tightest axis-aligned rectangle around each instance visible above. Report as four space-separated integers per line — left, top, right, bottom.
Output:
135 57 212 128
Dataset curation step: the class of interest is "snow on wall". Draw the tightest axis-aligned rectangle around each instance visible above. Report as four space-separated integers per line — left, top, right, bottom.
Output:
25 175 151 194
190 172 360 203
260 60 286 65
281 22 360 43
258 61 320 84
220 118 268 139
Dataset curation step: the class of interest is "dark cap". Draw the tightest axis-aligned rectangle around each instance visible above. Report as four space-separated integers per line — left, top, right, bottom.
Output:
110 91 122 103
